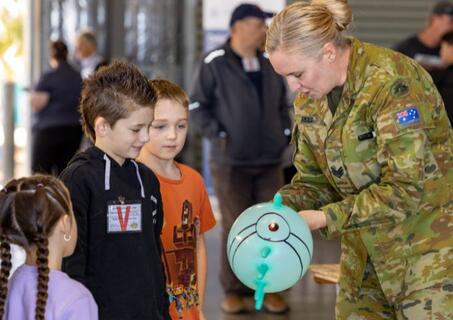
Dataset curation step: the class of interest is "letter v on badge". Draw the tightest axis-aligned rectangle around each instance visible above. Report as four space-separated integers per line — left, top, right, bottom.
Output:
107 201 142 233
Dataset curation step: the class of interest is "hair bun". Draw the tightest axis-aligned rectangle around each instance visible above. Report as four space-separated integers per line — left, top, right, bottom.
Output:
312 0 352 32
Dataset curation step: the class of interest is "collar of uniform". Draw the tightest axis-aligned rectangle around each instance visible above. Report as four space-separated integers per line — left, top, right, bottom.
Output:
294 93 332 126
342 37 367 103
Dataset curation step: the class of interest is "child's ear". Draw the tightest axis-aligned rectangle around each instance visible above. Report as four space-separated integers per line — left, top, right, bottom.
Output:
62 214 72 235
94 117 110 137
55 214 72 238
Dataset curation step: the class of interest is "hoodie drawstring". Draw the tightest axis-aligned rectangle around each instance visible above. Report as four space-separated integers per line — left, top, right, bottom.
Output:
131 160 145 199
103 155 145 199
103 154 111 191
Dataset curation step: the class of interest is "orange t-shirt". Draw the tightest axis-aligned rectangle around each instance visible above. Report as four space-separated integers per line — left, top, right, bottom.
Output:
157 163 216 320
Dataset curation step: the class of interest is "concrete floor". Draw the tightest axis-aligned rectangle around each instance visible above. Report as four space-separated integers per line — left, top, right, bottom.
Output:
203 222 341 320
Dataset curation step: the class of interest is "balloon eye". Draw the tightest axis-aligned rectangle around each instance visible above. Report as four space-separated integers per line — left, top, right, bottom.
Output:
268 223 279 232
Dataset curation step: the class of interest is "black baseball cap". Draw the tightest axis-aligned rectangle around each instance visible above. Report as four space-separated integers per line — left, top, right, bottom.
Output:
432 1 453 16
229 3 273 27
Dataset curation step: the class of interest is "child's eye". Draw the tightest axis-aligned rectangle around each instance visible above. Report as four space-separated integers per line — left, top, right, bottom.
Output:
177 124 187 129
131 129 140 133
152 125 165 130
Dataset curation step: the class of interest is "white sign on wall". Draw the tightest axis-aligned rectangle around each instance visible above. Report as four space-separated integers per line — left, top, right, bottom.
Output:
203 0 286 52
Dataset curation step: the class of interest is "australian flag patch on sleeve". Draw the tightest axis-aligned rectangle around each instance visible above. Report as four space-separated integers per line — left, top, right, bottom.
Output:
396 107 420 127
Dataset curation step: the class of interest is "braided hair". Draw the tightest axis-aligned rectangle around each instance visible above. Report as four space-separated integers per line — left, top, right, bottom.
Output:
0 175 72 320
0 239 11 315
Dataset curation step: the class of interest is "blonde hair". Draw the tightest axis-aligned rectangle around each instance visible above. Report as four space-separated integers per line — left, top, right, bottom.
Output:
266 0 352 58
149 79 189 110
76 28 97 47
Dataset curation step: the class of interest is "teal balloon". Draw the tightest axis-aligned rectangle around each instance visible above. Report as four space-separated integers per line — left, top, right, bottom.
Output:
227 193 313 299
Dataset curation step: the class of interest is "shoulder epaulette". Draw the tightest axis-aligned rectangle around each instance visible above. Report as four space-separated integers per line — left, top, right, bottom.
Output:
204 49 225 64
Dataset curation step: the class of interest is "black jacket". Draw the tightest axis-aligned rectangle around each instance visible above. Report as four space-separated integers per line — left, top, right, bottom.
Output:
190 40 291 166
60 147 170 320
393 35 440 61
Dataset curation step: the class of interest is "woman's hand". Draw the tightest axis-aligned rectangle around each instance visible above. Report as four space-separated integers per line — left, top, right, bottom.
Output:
29 91 50 112
298 210 327 230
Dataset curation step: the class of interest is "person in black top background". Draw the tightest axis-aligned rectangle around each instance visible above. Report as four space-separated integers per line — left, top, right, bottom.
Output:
432 31 453 125
29 40 83 175
394 1 453 70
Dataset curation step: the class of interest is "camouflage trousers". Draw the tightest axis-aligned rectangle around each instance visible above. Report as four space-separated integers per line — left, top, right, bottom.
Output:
336 260 453 320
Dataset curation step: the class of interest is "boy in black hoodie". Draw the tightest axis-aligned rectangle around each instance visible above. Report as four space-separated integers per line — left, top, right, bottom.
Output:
60 61 170 320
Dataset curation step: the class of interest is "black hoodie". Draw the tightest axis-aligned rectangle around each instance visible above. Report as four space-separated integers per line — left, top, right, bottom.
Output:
60 146 170 320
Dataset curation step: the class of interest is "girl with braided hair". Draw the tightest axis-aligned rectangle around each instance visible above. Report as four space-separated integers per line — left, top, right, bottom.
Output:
0 175 97 319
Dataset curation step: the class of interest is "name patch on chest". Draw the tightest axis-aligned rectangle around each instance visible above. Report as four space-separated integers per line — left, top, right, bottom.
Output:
301 116 315 123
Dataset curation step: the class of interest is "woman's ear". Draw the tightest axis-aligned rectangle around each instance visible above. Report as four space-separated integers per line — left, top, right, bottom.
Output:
322 42 337 63
94 117 110 137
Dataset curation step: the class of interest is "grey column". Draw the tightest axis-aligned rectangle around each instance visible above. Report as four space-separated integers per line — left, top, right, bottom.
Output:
1 82 15 183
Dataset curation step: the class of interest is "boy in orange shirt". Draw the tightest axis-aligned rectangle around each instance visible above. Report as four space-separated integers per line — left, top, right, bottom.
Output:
137 79 216 320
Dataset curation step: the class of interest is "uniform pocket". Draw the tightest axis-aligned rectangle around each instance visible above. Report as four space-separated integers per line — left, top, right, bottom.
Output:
402 247 453 297
395 279 453 319
342 121 380 191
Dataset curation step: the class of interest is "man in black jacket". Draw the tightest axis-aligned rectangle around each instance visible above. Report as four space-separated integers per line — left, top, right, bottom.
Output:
190 3 291 314
394 1 453 69
432 30 453 125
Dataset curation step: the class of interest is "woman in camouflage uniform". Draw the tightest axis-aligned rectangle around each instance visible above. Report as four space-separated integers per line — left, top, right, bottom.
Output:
266 1 453 319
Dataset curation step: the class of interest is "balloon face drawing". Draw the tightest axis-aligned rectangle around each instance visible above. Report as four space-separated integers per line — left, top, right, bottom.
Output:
227 194 313 298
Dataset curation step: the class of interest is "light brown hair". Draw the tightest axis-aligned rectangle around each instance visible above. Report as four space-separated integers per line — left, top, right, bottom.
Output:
76 29 97 48
0 175 73 320
80 60 157 142
266 0 352 58
149 79 189 110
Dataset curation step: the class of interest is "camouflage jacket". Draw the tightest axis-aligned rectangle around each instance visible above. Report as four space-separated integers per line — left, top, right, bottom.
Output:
280 37 453 301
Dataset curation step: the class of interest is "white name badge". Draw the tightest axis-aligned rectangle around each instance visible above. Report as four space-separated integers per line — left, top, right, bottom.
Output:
107 202 142 233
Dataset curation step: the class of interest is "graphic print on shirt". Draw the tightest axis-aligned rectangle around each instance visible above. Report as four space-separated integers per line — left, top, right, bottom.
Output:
164 200 201 314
